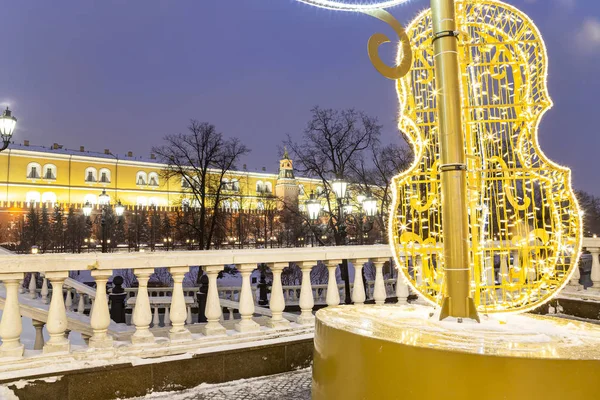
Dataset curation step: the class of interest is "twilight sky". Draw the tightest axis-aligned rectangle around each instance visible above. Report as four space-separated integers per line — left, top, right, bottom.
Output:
1 0 600 193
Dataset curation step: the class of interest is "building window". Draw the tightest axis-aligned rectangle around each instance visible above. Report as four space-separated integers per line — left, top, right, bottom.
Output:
43 164 57 180
26 191 41 204
136 171 147 186
221 178 229 191
256 181 264 193
27 163 42 179
181 177 191 188
148 172 159 187
231 179 240 192
222 200 231 211
99 168 111 183
257 201 265 211
232 201 240 212
299 184 305 196
83 194 97 205
149 197 160 207
136 196 148 206
265 182 272 193
85 167 98 183
41 192 57 205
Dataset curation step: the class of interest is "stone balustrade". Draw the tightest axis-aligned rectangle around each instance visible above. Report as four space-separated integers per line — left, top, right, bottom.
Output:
0 245 397 360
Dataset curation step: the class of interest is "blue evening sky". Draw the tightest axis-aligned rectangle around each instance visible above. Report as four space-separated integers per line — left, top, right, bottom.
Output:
1 0 599 193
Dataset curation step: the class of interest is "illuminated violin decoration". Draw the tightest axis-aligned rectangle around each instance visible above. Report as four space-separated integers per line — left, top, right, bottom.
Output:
386 0 583 313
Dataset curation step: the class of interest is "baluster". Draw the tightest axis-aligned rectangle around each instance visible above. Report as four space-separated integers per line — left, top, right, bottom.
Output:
164 306 171 326
131 269 155 343
65 288 73 311
373 260 387 305
168 267 191 340
77 292 85 314
351 259 368 305
326 260 341 307
41 275 49 304
297 262 315 325
29 272 37 299
43 271 70 353
32 320 46 350
201 266 226 335
0 273 25 357
235 264 260 332
186 306 192 325
590 248 600 290
228 307 234 320
153 307 159 327
396 262 409 304
89 270 113 348
267 262 290 328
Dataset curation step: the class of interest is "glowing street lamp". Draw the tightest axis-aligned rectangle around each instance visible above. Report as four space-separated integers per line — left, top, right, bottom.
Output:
331 178 348 199
0 107 17 152
307 192 322 221
362 196 377 217
98 189 110 206
82 201 93 217
115 200 125 217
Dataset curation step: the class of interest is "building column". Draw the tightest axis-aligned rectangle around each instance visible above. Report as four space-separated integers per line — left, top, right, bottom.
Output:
267 262 290 328
351 259 368 305
297 262 315 325
169 267 192 341
89 270 113 349
43 271 70 353
201 265 226 336
32 320 46 350
373 260 387 305
235 264 260 333
326 260 342 307
131 268 155 344
0 273 25 357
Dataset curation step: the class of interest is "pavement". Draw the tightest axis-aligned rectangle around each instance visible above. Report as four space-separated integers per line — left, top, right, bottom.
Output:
135 369 312 400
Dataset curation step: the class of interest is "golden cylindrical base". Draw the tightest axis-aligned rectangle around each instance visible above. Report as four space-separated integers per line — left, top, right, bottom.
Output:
313 305 600 400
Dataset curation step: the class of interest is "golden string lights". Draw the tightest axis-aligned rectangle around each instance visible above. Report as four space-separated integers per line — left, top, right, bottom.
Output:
389 0 583 313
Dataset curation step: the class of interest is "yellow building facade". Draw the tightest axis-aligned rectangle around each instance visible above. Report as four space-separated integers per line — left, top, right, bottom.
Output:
0 142 321 213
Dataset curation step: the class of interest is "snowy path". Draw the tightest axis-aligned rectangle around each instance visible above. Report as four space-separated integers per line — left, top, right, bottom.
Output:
129 369 311 400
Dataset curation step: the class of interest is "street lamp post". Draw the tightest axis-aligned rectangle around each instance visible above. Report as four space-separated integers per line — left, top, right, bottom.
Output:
83 190 124 253
0 107 17 152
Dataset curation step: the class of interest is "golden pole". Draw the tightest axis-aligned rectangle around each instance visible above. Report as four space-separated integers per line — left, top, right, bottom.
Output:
430 0 479 322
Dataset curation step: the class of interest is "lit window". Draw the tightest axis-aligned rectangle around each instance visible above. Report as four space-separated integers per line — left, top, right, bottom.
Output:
43 164 57 180
222 200 231 211
256 181 264 193
136 171 147 186
231 179 240 192
257 201 265 211
232 201 240 211
99 168 111 183
41 192 57 204
149 172 159 187
83 194 97 205
136 196 148 206
26 191 41 204
85 167 98 183
27 163 42 179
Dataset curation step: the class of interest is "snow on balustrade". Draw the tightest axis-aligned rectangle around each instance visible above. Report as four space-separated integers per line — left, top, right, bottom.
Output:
1 238 599 379
0 245 397 378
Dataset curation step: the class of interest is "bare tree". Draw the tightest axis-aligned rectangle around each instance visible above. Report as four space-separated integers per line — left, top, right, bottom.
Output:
350 142 413 243
284 106 382 245
153 121 250 250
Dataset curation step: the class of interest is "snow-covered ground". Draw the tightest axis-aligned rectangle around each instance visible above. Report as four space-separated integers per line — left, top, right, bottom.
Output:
126 368 311 400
